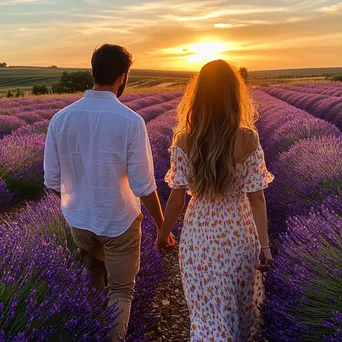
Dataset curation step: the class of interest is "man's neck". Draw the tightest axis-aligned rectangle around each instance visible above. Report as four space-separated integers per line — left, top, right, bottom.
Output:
92 84 118 95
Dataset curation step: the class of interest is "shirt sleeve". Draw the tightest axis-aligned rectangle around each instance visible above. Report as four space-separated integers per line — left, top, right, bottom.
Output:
44 118 61 192
127 116 157 197
165 145 189 189
242 144 274 193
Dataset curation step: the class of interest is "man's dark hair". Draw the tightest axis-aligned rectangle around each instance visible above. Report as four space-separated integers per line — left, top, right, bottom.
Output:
91 44 133 86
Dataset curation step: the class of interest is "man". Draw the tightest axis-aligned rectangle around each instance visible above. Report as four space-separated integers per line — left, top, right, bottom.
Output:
44 44 173 341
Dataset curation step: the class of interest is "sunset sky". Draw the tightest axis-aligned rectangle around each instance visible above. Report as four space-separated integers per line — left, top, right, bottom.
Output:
1 0 342 71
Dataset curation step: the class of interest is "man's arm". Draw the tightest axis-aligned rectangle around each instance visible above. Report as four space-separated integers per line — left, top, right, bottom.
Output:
127 116 163 229
140 191 164 230
44 119 61 195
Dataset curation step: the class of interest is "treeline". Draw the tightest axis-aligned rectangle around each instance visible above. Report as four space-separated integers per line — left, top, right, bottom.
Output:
31 71 94 95
5 71 94 98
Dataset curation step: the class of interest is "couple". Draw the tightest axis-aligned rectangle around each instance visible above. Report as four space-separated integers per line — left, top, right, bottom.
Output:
44 44 274 342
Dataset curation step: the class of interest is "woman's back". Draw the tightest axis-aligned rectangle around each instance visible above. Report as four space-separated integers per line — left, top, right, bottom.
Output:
166 128 270 200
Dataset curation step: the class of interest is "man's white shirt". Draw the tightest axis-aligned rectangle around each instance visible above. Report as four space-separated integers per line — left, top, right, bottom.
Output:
44 90 156 237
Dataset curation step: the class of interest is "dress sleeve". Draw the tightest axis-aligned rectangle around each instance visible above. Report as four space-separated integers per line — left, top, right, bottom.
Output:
165 145 189 189
242 144 274 193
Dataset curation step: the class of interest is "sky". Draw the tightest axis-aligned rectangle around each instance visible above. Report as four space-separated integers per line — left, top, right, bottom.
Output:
0 0 342 71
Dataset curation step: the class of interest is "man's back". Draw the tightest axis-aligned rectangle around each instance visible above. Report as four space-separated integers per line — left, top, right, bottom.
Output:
44 90 156 237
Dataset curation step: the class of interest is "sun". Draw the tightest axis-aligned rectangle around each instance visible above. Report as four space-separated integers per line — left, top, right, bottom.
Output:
186 41 228 63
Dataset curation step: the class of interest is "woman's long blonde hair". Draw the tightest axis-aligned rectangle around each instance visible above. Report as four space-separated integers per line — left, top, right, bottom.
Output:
173 59 257 199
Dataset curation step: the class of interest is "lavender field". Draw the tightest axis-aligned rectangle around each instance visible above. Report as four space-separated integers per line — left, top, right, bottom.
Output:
0 84 341 341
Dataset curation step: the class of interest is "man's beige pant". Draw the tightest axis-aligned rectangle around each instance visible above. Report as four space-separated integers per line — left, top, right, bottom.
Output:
71 214 143 342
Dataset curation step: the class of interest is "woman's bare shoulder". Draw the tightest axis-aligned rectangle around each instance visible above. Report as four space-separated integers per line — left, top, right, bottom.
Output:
235 128 259 163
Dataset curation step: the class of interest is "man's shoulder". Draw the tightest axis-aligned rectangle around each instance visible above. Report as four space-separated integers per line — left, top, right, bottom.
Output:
50 97 143 126
115 101 142 123
50 99 82 121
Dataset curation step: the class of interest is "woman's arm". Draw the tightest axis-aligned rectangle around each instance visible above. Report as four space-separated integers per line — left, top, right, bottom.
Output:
248 190 273 270
157 188 187 250
248 190 269 247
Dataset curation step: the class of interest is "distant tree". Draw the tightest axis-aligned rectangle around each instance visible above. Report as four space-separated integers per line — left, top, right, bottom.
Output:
239 67 249 82
32 84 50 95
0 62 7 68
331 75 342 82
52 71 94 94
7 89 13 98
51 82 64 94
49 65 58 69
15 88 24 98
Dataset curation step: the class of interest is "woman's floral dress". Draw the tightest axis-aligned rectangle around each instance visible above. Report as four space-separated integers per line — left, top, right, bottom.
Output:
165 143 274 342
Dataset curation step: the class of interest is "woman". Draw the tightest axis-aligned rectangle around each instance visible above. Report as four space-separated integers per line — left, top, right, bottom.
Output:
157 60 274 341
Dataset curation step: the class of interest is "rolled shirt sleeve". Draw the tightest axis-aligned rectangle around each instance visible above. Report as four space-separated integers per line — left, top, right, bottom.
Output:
127 116 157 197
44 118 61 192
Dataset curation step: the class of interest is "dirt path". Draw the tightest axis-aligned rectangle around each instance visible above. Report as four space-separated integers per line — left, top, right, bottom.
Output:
146 234 190 342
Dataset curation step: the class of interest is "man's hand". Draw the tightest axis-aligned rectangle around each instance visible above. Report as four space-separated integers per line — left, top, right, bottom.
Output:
156 232 176 253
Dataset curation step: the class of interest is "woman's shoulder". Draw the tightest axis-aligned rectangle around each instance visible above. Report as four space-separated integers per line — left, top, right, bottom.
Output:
235 128 260 163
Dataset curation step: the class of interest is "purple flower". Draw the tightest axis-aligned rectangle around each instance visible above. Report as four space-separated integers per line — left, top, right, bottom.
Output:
0 115 26 137
0 133 46 198
261 202 342 340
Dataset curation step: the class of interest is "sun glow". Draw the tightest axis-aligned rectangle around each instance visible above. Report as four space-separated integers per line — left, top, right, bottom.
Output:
158 40 238 70
186 41 229 63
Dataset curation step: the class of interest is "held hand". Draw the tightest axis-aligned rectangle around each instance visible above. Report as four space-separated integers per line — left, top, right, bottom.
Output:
156 232 176 252
257 247 273 272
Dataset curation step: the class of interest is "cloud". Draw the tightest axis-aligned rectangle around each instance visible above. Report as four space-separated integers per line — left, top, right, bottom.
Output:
162 6 290 22
317 3 342 12
0 0 55 4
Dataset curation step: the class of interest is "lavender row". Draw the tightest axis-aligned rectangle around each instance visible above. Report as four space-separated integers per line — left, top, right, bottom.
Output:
262 87 342 130
253 90 340 167
0 133 46 209
253 89 342 340
137 97 180 123
254 89 342 233
0 92 181 137
278 84 342 98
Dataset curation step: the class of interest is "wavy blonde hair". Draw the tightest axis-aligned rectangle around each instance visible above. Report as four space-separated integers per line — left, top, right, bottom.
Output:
173 59 257 199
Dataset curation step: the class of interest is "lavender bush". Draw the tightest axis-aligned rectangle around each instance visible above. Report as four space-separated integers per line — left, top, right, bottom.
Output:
0 115 26 138
260 201 342 341
0 133 46 198
0 220 117 341
263 116 340 162
265 136 342 234
0 179 18 211
16 112 43 125
263 87 342 130
13 120 49 136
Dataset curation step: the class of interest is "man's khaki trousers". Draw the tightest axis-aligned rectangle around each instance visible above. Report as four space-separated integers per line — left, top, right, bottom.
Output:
71 214 143 341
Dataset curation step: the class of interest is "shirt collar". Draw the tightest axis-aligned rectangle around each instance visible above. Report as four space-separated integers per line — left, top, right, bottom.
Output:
84 90 117 99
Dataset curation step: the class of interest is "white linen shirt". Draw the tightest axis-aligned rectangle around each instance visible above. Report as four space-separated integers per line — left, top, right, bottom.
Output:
44 90 156 237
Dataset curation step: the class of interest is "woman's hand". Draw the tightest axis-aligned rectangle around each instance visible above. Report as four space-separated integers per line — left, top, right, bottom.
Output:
156 231 176 252
257 247 273 272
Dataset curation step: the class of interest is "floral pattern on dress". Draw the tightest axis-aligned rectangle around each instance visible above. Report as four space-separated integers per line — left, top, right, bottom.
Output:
165 144 274 342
